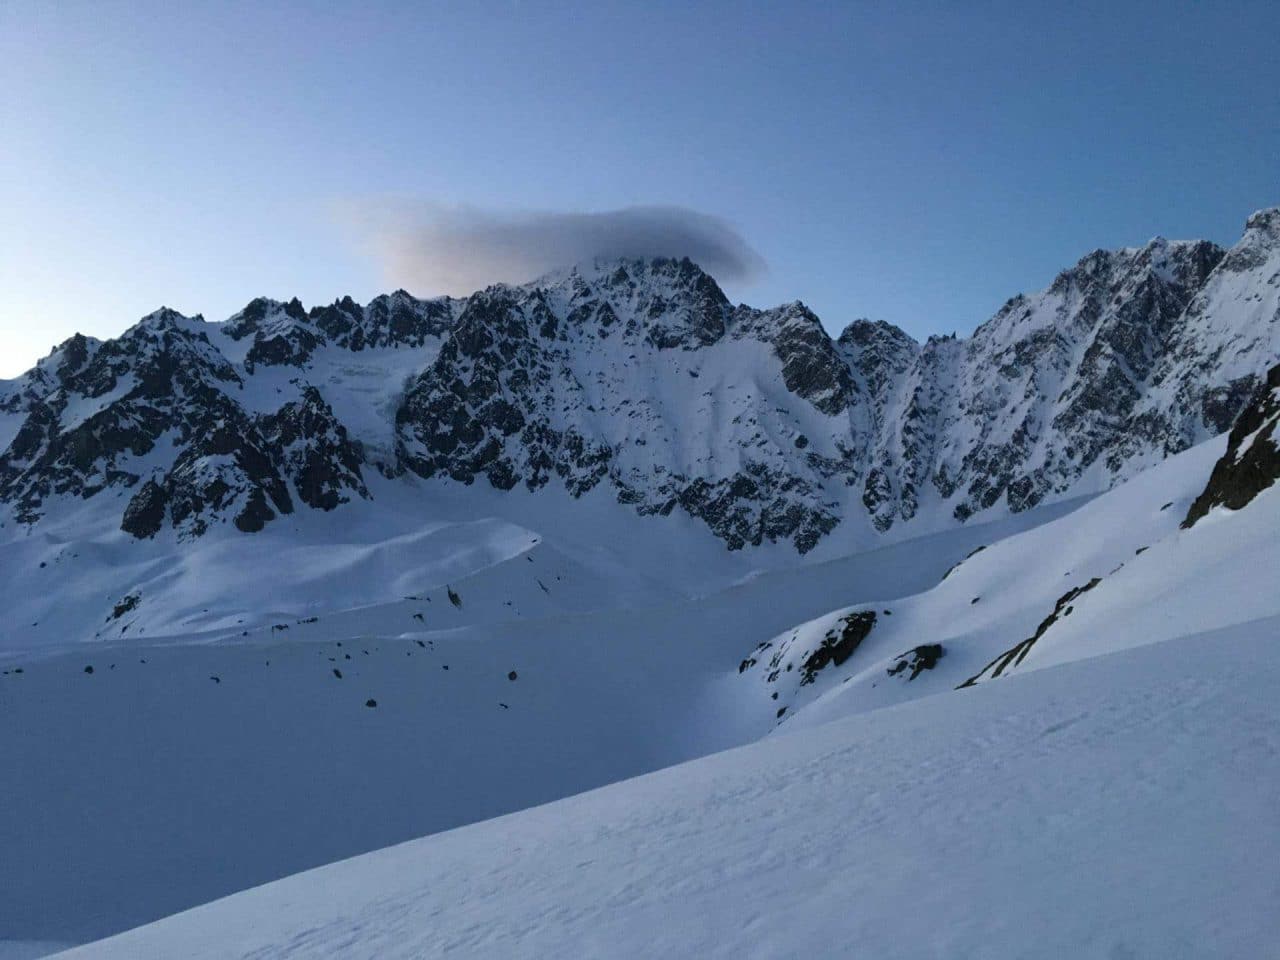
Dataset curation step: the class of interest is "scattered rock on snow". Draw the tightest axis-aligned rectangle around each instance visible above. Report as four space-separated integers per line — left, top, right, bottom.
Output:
886 644 945 681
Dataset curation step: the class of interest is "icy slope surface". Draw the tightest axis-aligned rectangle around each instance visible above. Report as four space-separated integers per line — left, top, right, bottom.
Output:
57 614 1280 960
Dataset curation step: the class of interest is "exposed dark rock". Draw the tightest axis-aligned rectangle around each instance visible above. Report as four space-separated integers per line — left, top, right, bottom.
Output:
799 611 877 685
121 479 168 538
770 302 857 415
959 577 1103 687
886 644 944 680
1183 362 1280 528
261 387 368 510
108 592 141 621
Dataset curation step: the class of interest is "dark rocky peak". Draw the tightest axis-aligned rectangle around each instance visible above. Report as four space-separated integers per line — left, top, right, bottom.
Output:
43 332 100 381
1048 235 1216 294
307 296 364 344
355 290 455 349
837 319 919 401
223 298 323 372
224 297 309 340
968 238 1222 359
538 256 730 349
747 301 858 416
226 290 458 356
116 374 370 542
396 287 554 493
119 306 222 360
935 234 1231 526
1047 247 1114 295
133 305 197 329
837 318 916 351
2 334 103 414
1068 240 1224 377
0 306 252 526
446 286 539 360
643 255 730 305
573 255 729 302
96 309 241 394
727 298 823 338
628 257 730 349
1136 238 1225 289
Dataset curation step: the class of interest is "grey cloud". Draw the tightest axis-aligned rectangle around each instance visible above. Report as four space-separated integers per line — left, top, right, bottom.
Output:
342 202 766 295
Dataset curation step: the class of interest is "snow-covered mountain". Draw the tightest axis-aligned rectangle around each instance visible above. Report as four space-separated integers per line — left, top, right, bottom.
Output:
3 210 1277 566
4 211 1280 957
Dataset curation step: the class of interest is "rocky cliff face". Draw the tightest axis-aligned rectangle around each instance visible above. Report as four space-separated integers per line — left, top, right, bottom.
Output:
2 210 1278 551
1183 360 1280 527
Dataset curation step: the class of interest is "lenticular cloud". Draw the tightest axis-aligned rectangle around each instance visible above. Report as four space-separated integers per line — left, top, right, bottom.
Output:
343 202 766 295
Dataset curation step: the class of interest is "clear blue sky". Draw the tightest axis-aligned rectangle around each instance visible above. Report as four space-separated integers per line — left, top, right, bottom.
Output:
2 0 1277 376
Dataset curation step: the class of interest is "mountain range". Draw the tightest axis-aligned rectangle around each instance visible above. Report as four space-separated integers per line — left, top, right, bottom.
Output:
4 208 1277 561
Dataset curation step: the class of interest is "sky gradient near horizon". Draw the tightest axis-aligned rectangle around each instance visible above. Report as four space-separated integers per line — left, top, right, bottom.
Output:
2 0 1278 377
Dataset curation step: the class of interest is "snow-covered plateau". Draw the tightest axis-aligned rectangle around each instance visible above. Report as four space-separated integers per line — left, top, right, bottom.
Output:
1 210 1278 957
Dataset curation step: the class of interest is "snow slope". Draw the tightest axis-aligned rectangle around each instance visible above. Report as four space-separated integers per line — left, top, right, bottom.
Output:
734 429 1280 735
0 502 1072 945
8 427 1280 950
55 613 1280 960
